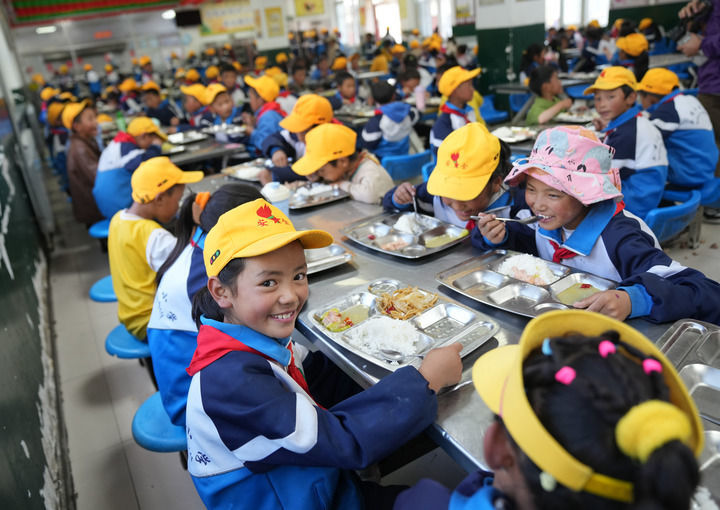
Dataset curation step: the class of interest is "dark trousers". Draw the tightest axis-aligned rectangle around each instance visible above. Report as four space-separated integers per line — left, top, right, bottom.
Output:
698 92 720 176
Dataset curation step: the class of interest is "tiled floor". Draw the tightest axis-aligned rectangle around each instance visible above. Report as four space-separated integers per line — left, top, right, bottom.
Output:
49 177 720 508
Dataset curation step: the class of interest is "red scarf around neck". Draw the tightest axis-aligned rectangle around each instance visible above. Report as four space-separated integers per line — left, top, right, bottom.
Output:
440 103 471 123
257 101 287 121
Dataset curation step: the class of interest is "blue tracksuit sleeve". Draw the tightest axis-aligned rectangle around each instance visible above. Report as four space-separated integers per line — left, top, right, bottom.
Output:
360 115 383 151
200 354 437 472
271 166 306 183
250 111 283 152
125 144 161 173
262 131 296 159
470 219 538 253
198 112 214 128
381 181 433 212
430 114 454 156
604 218 720 324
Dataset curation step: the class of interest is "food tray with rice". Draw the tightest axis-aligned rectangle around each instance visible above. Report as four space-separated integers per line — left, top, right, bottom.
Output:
341 212 469 259
554 110 597 124
490 126 537 144
167 130 209 145
305 244 353 274
222 158 268 182
306 278 499 371
201 124 247 136
289 183 351 210
655 320 720 498
435 249 616 318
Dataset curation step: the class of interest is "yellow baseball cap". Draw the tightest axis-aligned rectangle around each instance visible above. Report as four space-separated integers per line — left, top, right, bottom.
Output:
472 310 703 503
171 51 178 58
203 198 333 277
438 66 481 97
288 32 295 39
275 52 288 64
244 74 279 102
223 43 231 50
204 83 228 104
411 28 420 36
583 66 637 95
131 57 138 65
61 100 90 130
567 24 577 31
205 48 216 56
616 33 648 57
180 83 207 104
185 69 200 83
614 18 625 29
265 67 288 88
638 17 653 31
104 63 113 72
47 102 66 126
410 40 420 49
119 77 140 92
232 61 242 72
127 116 168 141
331 57 347 70
59 64 68 73
292 123 356 176
637 68 680 96
391 44 406 54
141 80 161 92
320 28 328 34
588 19 600 28
370 54 388 72
280 94 333 133
175 67 186 78
31 73 45 85
97 113 113 123
188 50 196 58
131 156 203 204
427 123 500 201
84 63 92 71
205 65 219 79
140 55 151 66
59 91 76 101
40 87 60 101
255 55 268 69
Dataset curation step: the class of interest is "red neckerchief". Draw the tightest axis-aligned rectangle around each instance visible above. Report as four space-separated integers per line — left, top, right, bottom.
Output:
548 201 625 263
465 220 476 232
112 131 136 144
374 108 383 116
256 101 287 121
440 103 471 123
187 324 314 399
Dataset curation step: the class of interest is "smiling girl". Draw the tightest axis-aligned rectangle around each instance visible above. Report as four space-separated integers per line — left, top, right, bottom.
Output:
475 126 720 324
185 199 463 510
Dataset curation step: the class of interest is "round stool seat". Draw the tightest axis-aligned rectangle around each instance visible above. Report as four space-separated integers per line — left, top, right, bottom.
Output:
105 324 150 359
89 219 111 239
89 275 116 302
132 392 187 452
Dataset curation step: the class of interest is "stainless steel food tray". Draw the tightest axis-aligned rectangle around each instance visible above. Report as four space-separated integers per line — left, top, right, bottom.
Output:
167 130 209 145
305 244 353 275
306 278 499 372
201 124 247 136
222 158 267 182
341 212 469 259
289 184 350 210
436 250 617 318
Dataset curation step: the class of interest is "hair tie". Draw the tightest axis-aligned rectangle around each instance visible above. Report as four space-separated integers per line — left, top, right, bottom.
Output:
615 400 692 463
642 358 662 375
555 366 576 385
598 340 616 358
541 338 552 356
195 191 211 211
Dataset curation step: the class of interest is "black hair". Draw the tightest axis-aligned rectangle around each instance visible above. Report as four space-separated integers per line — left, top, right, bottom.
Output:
371 80 396 105
528 65 557 96
620 84 636 98
191 258 246 327
399 68 421 83
618 21 637 37
500 330 699 510
585 26 604 42
291 63 307 75
521 43 544 71
457 44 468 55
403 54 419 68
156 183 263 284
142 88 160 97
219 62 237 75
335 71 354 87
630 52 649 82
436 60 459 78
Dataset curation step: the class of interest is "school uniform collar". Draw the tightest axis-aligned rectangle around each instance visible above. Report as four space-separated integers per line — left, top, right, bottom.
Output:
647 90 683 113
199 316 292 366
602 105 641 133
190 227 206 249
487 189 511 210
536 200 617 256
441 101 473 116
214 106 239 125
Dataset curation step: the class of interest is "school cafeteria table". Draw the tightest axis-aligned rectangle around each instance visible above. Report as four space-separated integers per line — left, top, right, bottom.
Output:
290 199 671 472
167 139 251 167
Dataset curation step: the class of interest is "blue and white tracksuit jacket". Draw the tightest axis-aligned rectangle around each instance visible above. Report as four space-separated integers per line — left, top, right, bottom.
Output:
430 104 476 156
382 182 520 230
146 229 206 427
601 106 668 219
394 470 509 510
199 107 248 144
361 102 420 158
93 136 162 219
646 91 719 188
145 99 183 127
186 318 438 510
250 106 285 156
261 129 308 183
472 200 720 324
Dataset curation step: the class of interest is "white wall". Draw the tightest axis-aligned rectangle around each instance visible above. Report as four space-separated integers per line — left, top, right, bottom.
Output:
475 0 545 30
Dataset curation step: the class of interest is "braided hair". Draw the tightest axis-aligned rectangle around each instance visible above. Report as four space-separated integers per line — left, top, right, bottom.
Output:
502 331 699 510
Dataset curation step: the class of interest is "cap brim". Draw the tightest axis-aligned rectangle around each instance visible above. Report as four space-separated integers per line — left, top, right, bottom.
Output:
236 229 334 259
153 128 168 141
177 171 204 184
279 113 312 133
291 154 327 176
427 171 493 202
472 345 518 415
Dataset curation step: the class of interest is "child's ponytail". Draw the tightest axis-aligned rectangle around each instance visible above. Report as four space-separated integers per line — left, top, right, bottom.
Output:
191 258 246 328
634 441 700 510
156 191 197 283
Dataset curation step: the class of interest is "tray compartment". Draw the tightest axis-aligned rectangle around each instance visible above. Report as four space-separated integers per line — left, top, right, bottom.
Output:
373 233 416 252
305 244 346 262
454 320 499 357
312 292 377 333
453 269 508 292
700 431 720 501
420 225 468 249
488 256 570 285
659 321 709 368
679 364 720 426
412 304 477 340
549 273 614 305
488 283 549 306
698 331 720 369
533 302 569 313
341 315 437 361
368 279 402 296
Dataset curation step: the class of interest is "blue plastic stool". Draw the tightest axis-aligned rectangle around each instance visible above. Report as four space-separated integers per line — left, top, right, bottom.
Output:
381 150 433 181
509 93 532 113
421 160 435 182
89 219 110 239
700 177 720 208
105 324 151 359
565 84 592 100
480 94 509 124
132 392 187 452
644 189 701 244
89 275 116 302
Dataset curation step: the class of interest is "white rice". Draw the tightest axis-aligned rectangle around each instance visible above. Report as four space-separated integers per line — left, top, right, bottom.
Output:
498 254 558 286
394 214 424 234
344 316 419 356
295 183 333 197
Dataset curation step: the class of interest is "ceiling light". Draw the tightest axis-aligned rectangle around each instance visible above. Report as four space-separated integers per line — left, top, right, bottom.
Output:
35 26 57 34
162 9 176 20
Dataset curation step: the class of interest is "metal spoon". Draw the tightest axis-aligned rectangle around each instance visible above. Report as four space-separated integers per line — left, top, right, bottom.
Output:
412 194 420 221
379 348 424 363
469 214 545 225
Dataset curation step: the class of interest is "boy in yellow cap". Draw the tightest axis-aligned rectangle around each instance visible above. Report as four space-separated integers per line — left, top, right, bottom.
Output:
219 63 246 105
84 63 101 97
242 75 287 155
118 77 142 114
384 122 514 232
204 65 220 84
185 198 461 509
637 68 719 193
586 66 668 219
292 123 394 204
46 96 72 190
63 100 104 225
393 310 704 509
141 81 182 129
179 83 208 128
108 157 202 339
430 65 481 155
261 94 335 183
613 32 649 81
184 68 201 84
139 55 155 84
93 116 167 219
104 63 119 85
198 84 246 143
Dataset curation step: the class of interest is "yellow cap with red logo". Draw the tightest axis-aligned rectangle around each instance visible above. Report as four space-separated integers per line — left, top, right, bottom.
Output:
584 66 637 95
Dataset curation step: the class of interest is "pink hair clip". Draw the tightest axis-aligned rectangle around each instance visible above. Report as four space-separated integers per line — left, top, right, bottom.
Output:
555 366 576 385
598 340 616 358
643 359 662 375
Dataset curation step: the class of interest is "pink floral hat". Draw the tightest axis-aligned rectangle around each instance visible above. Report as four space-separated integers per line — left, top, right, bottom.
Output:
505 126 623 205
